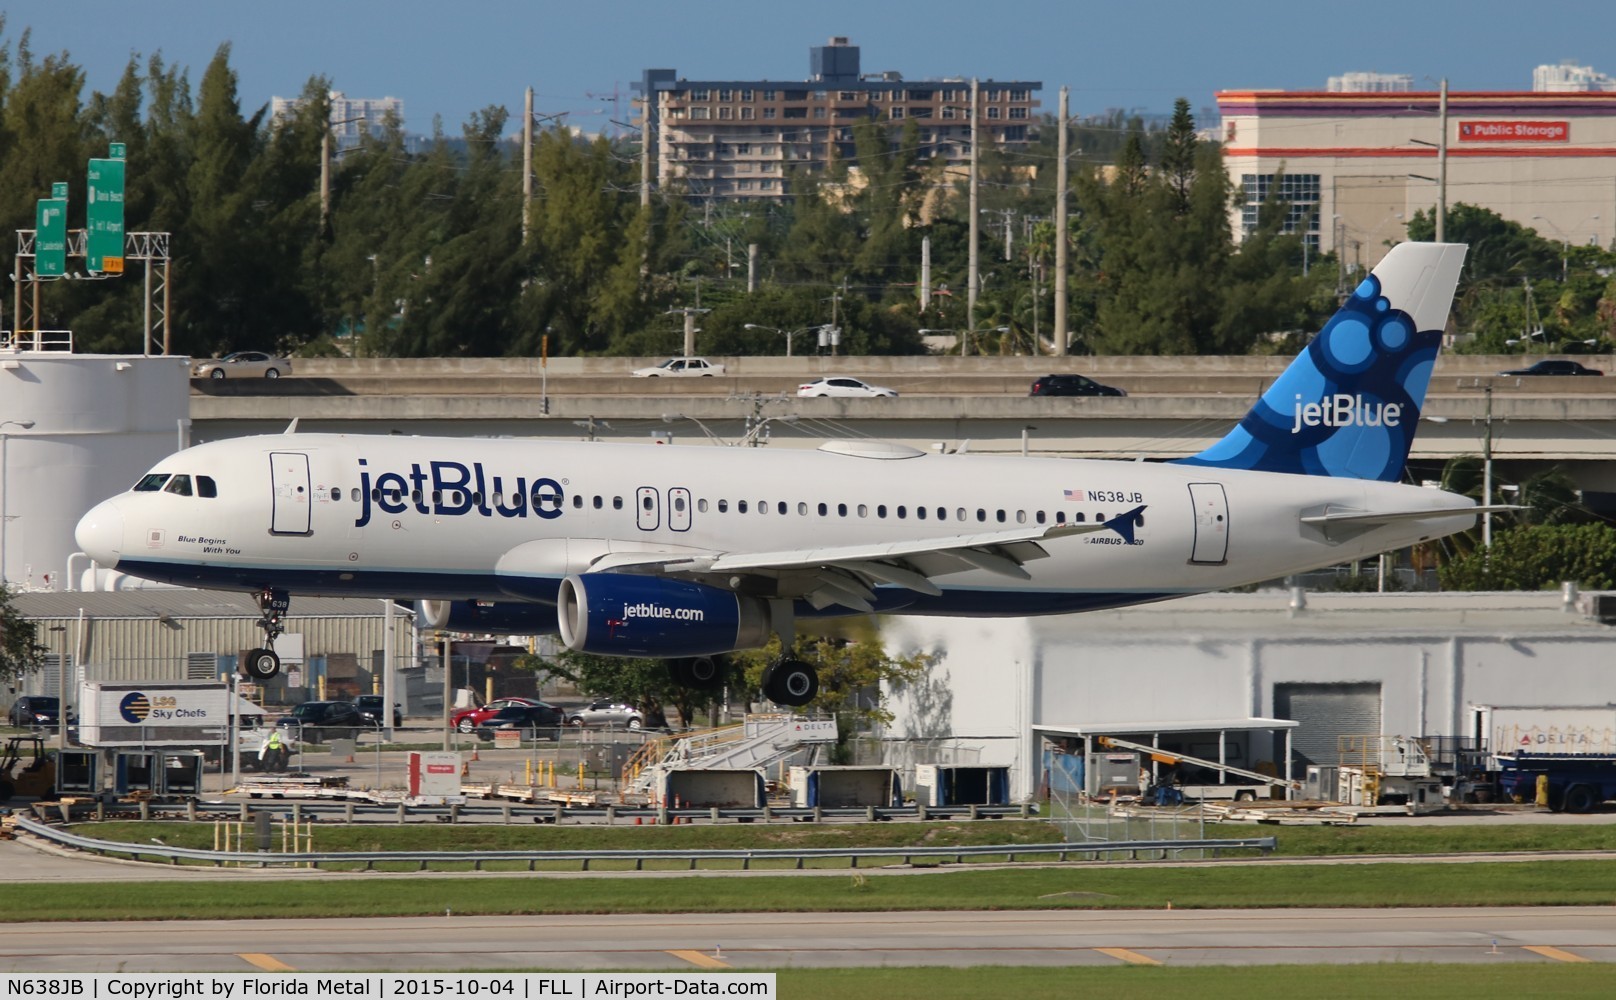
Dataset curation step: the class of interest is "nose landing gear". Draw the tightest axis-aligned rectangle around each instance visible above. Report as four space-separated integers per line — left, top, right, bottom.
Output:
243 588 290 681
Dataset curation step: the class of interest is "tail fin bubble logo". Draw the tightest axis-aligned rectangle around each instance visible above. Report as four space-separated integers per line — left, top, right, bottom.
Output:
1175 242 1466 483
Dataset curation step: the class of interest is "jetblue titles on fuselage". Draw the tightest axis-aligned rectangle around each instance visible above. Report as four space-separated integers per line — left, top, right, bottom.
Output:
354 458 564 527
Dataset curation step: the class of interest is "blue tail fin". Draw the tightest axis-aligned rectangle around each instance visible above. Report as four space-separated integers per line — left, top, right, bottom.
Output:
1173 241 1467 482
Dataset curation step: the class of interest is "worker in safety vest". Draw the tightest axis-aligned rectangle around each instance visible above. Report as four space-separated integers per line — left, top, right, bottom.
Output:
260 727 289 773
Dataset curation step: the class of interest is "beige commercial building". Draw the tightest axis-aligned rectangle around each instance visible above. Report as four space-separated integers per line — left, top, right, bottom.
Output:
1217 89 1616 270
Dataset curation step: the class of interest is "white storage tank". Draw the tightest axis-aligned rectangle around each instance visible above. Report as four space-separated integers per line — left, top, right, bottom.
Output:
0 342 190 589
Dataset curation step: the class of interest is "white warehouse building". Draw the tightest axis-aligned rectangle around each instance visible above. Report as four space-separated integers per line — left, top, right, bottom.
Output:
879 588 1616 801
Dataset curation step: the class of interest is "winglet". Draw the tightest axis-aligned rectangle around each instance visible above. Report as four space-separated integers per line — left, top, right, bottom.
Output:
1173 242 1468 482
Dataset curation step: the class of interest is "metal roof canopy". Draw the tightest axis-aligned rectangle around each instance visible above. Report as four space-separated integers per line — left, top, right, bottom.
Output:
1036 717 1298 739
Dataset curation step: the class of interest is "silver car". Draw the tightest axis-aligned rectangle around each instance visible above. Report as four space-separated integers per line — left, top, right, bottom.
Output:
192 351 293 380
567 700 644 730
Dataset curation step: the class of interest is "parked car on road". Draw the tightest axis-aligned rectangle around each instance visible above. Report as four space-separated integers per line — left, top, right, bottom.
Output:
352 694 402 728
452 697 548 734
1498 359 1604 377
7 696 72 730
1029 373 1127 397
191 351 293 380
631 357 726 377
276 700 369 743
473 704 566 742
566 700 644 730
796 376 898 398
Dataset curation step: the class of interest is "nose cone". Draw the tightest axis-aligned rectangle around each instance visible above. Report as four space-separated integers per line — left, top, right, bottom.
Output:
76 500 125 567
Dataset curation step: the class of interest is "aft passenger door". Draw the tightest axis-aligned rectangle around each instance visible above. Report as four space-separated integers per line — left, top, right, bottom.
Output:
270 452 313 535
1187 482 1229 565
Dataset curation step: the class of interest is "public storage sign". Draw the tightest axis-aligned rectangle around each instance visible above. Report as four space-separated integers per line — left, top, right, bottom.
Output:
1458 120 1569 142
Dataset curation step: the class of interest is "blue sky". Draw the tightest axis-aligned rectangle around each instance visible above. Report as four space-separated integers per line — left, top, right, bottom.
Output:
7 1 1615 135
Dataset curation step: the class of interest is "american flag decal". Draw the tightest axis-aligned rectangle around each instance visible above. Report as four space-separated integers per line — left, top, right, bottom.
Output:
1063 489 1084 501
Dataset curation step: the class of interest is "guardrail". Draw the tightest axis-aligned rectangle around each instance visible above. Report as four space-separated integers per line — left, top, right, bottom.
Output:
12 814 1274 871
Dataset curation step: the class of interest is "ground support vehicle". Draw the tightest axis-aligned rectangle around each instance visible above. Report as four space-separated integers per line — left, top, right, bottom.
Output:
1495 752 1616 813
0 736 57 802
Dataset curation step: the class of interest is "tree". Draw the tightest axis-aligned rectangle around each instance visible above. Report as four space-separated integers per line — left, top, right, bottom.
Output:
0 585 46 684
730 635 936 763
1439 523 1616 591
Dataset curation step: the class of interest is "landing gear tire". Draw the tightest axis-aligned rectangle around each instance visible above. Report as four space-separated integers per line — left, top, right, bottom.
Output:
762 658 818 707
683 656 726 691
669 659 694 688
244 648 281 681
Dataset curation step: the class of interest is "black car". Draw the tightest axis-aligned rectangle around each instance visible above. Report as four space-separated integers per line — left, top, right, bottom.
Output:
1498 359 1604 377
473 704 565 742
1029 373 1127 397
7 696 72 729
276 700 371 742
352 694 403 728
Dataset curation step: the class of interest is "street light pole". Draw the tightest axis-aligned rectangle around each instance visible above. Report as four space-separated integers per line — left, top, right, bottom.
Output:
966 78 979 358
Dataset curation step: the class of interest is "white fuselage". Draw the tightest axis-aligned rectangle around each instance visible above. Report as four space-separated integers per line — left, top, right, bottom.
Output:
75 433 1476 618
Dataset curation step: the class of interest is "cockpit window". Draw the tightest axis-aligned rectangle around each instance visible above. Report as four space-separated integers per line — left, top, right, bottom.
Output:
197 475 218 498
163 475 193 496
134 473 171 492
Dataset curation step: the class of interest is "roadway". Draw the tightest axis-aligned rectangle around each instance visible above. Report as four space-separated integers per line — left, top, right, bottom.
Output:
185 356 1616 479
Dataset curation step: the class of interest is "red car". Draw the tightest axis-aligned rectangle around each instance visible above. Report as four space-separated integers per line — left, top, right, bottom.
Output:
452 697 547 734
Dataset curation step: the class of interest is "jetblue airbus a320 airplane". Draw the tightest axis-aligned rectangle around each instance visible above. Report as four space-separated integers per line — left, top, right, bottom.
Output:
78 242 1481 705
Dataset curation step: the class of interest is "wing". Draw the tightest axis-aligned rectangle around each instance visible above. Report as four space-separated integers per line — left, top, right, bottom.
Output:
586 505 1146 613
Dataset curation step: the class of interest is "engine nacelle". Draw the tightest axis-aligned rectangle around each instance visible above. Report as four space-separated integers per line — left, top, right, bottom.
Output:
557 573 772 657
417 600 558 635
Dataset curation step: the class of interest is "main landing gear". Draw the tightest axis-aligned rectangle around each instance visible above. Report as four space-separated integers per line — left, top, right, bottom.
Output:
243 587 290 681
761 657 818 707
667 655 819 707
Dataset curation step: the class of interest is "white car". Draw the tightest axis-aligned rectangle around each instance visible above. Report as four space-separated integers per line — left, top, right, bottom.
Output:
631 357 726 377
192 351 293 380
797 376 898 398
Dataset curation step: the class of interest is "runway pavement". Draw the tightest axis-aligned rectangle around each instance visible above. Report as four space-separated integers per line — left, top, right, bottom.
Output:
2 907 1613 971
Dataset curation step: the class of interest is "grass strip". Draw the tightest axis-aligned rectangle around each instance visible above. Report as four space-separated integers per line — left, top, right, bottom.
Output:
7 860 1616 922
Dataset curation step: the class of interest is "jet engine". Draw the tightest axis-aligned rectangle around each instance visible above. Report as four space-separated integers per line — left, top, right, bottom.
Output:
557 573 772 657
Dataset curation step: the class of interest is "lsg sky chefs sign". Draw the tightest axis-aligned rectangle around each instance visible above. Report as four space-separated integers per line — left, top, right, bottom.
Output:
1458 120 1570 142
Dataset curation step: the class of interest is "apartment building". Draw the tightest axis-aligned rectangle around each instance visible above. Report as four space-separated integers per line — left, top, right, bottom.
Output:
633 38 1041 201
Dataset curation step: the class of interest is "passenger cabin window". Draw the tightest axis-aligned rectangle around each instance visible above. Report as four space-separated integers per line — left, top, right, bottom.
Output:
164 475 193 497
134 473 170 492
197 476 218 499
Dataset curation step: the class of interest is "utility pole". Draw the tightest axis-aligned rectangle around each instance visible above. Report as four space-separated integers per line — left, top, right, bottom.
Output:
1436 78 1448 243
920 235 931 311
747 243 758 293
966 77 980 358
522 87 534 246
1482 382 1494 549
667 306 708 356
1054 85 1069 356
641 94 654 209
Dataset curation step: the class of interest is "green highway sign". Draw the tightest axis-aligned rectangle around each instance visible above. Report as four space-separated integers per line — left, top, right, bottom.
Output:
36 191 67 277
87 143 126 273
